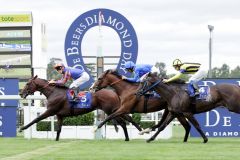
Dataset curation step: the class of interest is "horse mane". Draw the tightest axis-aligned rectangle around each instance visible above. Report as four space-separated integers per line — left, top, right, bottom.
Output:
38 78 69 89
55 84 69 89
109 69 139 85
109 69 122 79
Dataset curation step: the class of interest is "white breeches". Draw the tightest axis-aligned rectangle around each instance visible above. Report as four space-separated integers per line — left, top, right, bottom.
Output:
69 72 90 88
189 68 208 83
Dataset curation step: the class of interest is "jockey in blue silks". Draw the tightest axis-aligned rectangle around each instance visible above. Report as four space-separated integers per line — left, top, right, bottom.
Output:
123 61 159 82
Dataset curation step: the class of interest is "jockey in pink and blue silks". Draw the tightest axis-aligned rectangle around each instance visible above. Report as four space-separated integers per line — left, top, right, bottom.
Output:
49 63 90 101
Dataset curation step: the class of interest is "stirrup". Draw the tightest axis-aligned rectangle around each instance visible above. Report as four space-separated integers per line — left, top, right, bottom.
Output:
195 91 200 96
71 97 78 102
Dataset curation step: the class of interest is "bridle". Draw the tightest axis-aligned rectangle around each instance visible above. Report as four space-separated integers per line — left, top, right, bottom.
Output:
93 71 123 91
109 79 123 86
25 79 50 95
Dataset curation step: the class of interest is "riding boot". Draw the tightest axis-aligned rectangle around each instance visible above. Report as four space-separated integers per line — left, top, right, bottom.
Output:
187 83 195 97
193 83 199 96
71 87 79 102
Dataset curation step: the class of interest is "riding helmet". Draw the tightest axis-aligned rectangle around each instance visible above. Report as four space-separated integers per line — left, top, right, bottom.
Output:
124 61 136 69
172 59 182 66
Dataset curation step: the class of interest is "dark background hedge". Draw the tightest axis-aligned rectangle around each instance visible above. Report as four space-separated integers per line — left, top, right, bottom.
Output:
37 112 155 131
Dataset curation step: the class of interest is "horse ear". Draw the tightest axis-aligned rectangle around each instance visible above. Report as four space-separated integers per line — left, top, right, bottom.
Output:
33 75 38 79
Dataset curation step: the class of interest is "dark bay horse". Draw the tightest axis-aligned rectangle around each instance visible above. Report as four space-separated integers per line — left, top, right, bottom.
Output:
91 69 208 142
139 72 240 142
19 75 142 141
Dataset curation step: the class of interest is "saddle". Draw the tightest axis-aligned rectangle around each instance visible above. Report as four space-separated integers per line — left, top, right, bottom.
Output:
67 90 92 108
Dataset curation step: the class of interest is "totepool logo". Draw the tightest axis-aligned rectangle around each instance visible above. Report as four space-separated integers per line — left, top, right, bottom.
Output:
65 8 138 89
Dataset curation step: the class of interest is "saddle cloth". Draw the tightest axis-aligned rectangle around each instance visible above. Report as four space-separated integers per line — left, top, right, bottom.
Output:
67 91 92 109
196 85 210 100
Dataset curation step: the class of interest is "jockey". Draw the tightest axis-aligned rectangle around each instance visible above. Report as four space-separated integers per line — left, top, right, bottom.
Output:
123 61 160 83
49 63 90 101
163 59 208 97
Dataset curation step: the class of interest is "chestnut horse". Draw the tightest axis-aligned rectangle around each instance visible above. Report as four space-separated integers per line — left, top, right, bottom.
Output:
19 75 142 141
138 72 240 142
91 69 208 142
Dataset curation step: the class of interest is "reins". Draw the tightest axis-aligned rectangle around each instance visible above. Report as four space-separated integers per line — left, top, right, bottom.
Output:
110 79 123 86
31 79 54 95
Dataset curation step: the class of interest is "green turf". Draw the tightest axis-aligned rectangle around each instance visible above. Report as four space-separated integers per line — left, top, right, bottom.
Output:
0 126 239 160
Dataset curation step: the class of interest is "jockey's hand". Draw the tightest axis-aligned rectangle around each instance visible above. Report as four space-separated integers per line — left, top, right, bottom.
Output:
122 76 127 80
162 79 168 83
48 79 56 84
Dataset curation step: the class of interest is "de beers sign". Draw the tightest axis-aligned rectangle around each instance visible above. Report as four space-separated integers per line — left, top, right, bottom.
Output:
0 78 19 137
190 79 240 137
65 8 138 89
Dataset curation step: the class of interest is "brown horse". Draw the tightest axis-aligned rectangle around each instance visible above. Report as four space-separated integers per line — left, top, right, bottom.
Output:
91 69 208 142
19 75 142 141
138 72 240 142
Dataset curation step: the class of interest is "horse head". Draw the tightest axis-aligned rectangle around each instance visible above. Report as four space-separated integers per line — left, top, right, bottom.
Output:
136 72 163 96
91 69 122 91
142 72 161 86
20 75 39 98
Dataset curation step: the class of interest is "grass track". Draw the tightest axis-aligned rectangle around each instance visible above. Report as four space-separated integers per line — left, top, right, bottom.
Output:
0 127 240 160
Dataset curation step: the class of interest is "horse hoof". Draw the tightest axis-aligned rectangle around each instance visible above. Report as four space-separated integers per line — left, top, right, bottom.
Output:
139 128 152 135
92 126 98 133
138 131 144 135
146 139 153 143
125 139 130 141
18 128 23 132
203 138 208 143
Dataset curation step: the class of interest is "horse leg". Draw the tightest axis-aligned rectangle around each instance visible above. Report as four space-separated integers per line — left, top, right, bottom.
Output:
115 118 130 141
146 112 175 143
183 113 208 143
111 119 119 132
95 110 125 131
121 114 142 131
56 115 63 141
19 109 55 132
176 115 191 142
139 109 169 135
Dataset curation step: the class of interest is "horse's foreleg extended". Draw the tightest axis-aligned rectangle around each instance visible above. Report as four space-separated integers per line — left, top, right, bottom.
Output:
19 109 55 132
96 110 125 130
146 112 175 143
139 109 169 135
184 113 208 143
56 115 63 141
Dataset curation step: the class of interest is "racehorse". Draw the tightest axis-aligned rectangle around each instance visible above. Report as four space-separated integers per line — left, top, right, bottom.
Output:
138 72 240 142
91 69 208 143
19 75 142 141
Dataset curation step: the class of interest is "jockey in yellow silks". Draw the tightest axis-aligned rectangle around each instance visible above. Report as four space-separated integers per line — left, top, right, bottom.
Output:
163 59 208 97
